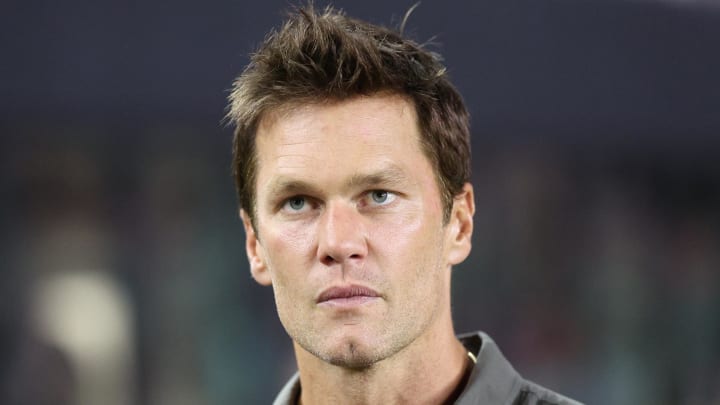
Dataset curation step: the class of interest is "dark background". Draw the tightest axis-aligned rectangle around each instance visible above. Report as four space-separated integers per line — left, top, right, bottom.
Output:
2 0 719 404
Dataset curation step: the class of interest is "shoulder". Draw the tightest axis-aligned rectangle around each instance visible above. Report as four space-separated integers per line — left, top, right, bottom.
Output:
512 380 583 405
457 331 583 405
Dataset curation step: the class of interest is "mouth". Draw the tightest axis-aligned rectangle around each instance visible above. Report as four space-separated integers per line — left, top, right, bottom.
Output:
316 285 381 307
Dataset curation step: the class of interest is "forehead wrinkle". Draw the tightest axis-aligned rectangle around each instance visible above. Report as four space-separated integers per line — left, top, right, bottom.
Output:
346 164 415 190
257 116 323 154
261 132 324 171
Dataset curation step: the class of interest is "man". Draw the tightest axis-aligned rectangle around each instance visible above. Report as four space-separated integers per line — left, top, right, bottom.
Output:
226 4 581 404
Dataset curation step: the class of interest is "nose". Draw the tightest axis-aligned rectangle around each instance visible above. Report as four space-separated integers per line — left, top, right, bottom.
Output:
317 201 368 266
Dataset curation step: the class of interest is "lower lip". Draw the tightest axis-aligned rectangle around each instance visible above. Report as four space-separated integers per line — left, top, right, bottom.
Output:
318 296 379 308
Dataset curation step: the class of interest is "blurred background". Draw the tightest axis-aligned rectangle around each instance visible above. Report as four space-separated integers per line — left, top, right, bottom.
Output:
2 0 719 403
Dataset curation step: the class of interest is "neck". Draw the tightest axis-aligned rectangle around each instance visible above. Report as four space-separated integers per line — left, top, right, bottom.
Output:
294 311 469 405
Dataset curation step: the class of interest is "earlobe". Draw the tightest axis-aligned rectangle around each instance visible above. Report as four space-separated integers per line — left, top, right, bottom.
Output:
240 209 273 286
447 183 475 265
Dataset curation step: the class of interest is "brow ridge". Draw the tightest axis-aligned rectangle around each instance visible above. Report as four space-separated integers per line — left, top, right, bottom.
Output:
267 164 412 199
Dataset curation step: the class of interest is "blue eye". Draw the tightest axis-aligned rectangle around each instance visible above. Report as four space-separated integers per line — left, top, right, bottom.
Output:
285 197 306 211
371 190 388 203
369 190 396 205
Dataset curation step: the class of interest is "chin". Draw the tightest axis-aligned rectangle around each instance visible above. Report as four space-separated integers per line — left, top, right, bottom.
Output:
323 345 379 369
309 337 386 369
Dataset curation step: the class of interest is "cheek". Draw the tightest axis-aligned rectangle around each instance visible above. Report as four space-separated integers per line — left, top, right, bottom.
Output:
263 225 316 324
368 206 444 272
383 193 443 240
262 221 318 283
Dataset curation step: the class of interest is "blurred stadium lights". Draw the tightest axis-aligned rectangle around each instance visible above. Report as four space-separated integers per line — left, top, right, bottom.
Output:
30 270 136 405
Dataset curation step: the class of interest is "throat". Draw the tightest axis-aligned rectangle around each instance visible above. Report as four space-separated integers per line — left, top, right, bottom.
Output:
295 340 474 405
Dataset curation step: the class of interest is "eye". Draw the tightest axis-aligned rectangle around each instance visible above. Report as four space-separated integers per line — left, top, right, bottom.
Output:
368 190 396 205
283 196 307 212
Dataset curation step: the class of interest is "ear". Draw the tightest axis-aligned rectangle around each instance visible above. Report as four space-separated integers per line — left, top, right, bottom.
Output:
446 183 475 265
240 209 272 286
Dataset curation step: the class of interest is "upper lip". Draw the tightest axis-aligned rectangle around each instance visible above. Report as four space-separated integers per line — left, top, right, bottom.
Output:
316 285 380 303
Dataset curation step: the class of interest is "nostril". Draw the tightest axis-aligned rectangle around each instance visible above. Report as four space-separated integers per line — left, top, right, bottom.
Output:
321 255 336 266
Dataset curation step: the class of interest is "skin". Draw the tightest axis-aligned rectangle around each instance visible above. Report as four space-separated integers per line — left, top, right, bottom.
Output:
241 94 475 404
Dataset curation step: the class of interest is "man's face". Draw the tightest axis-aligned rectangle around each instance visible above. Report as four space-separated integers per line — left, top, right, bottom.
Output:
243 95 473 368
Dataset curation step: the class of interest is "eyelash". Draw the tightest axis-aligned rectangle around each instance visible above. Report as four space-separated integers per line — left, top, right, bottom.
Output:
280 196 312 213
364 190 396 206
278 190 397 214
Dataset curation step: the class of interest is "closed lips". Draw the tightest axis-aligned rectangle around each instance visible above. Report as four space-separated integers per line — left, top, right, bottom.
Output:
317 286 380 303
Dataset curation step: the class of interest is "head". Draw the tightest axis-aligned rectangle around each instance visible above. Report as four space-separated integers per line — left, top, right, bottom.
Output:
226 4 474 368
227 4 471 229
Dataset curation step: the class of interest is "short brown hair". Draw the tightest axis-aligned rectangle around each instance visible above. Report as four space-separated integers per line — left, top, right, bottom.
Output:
227 4 470 225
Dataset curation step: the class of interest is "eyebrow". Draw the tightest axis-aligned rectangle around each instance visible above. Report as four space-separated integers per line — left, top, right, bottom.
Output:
265 164 413 199
347 165 411 190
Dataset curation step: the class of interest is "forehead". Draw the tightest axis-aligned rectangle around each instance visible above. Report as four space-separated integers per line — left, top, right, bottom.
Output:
252 95 437 197
257 94 416 139
258 95 423 162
